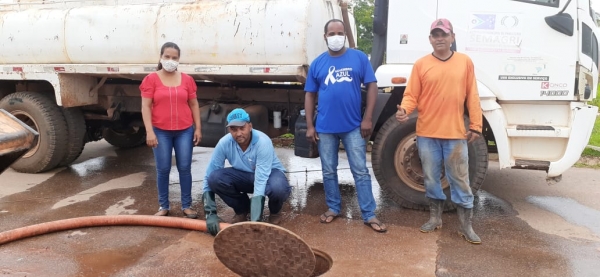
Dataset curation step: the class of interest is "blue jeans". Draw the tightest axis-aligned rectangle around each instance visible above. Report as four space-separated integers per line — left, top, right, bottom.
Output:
207 168 291 214
416 137 474 208
152 126 194 211
317 127 377 222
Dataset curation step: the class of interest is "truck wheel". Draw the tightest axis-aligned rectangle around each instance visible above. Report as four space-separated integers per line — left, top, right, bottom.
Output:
372 115 488 211
0 92 68 173
102 127 146 148
57 107 86 166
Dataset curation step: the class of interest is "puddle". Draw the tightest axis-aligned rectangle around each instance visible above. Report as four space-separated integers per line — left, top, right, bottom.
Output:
0 168 61 199
474 190 517 217
527 196 600 236
77 249 138 276
105 196 137 215
70 157 110 177
52 172 147 209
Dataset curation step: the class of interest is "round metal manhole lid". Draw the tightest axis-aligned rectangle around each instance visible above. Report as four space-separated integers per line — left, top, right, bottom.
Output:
214 222 316 277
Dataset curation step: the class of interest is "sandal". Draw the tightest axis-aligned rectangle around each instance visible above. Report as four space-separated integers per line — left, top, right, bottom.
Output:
364 218 387 233
319 210 339 224
182 208 198 219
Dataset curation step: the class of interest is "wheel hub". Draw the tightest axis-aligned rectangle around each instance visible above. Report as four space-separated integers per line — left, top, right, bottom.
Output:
394 133 449 192
11 110 40 158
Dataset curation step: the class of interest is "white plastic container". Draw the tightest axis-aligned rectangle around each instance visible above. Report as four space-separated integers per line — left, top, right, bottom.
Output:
273 111 282 129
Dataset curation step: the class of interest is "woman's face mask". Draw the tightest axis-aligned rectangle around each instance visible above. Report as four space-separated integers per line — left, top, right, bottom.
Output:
326 35 346 52
160 59 179 72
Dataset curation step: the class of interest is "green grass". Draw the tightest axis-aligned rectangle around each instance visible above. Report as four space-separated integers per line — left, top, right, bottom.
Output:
581 147 600 158
591 84 600 108
575 148 600 168
586 86 600 147
589 116 600 148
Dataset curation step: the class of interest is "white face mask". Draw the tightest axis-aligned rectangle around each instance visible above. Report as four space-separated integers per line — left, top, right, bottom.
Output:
326 35 346 52
160 59 179 72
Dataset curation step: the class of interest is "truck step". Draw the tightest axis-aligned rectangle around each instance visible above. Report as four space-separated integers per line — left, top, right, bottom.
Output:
512 159 551 170
506 125 570 138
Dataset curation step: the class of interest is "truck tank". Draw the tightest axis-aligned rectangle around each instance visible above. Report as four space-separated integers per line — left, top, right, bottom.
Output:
0 0 355 66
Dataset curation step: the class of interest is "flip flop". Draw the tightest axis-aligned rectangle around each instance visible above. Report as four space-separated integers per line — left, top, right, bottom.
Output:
364 218 387 233
319 211 338 224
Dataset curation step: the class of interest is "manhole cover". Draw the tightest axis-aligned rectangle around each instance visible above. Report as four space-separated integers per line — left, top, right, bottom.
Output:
214 222 316 277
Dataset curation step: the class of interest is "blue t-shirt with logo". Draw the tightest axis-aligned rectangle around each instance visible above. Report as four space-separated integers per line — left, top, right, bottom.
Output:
304 48 377 133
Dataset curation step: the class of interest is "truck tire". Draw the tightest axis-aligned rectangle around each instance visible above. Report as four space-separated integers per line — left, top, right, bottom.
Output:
102 127 146 148
57 107 86 167
0 92 68 173
372 115 488 211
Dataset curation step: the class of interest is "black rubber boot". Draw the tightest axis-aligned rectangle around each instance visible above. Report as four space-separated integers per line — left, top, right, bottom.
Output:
420 199 444 233
457 206 481 244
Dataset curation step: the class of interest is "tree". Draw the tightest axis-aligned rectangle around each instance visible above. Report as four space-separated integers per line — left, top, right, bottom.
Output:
352 0 375 55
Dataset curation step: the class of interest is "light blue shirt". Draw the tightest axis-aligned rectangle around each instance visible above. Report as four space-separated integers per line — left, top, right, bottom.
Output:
203 129 287 196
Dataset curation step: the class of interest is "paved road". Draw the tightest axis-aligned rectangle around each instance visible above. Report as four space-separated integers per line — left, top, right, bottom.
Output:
1 141 599 277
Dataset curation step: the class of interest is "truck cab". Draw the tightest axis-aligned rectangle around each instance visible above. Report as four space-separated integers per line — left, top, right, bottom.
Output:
370 0 599 209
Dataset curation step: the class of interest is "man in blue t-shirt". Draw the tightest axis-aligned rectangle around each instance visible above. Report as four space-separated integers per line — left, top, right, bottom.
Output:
304 19 386 233
201 108 291 236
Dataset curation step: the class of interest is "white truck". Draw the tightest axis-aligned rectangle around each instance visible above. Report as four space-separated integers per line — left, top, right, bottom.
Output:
0 0 597 210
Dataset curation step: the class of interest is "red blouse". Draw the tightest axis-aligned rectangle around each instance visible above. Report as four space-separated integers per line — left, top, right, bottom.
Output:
140 72 197 131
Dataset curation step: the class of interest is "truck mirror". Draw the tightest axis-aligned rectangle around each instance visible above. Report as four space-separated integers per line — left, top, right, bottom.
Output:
545 13 574 36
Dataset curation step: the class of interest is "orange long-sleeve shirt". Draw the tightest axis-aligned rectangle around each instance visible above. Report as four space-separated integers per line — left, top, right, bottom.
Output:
400 52 482 139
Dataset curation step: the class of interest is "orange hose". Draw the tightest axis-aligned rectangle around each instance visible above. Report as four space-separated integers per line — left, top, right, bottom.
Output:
0 215 231 246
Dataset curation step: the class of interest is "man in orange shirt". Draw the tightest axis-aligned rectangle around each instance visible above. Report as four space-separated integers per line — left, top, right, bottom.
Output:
396 18 483 244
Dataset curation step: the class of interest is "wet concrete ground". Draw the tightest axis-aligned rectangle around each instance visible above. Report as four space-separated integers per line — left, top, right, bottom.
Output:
1 141 600 276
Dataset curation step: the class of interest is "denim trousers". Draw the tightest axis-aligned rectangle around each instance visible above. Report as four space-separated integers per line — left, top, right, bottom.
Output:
152 126 194 211
317 127 377 222
416 136 474 208
207 168 291 214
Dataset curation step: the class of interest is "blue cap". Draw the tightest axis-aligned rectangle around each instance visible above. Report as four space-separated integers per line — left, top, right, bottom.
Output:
226 108 251 127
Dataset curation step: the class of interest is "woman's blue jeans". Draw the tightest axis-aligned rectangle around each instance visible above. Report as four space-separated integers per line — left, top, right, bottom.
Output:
152 126 194 211
317 127 377 222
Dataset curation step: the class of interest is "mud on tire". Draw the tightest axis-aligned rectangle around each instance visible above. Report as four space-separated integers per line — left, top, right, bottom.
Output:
372 115 488 211
0 92 68 173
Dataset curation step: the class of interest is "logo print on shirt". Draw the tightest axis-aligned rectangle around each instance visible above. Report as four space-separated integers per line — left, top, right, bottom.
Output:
324 66 353 85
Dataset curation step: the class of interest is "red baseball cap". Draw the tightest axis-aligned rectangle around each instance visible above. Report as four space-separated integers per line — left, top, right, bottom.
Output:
430 18 453 34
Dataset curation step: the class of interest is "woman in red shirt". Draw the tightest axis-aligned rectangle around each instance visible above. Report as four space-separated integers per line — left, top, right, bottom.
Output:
140 42 202 218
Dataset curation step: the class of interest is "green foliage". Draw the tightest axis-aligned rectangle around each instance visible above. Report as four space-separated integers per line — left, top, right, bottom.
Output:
581 147 600 158
279 133 294 139
592 84 600 108
588 116 600 147
352 0 374 55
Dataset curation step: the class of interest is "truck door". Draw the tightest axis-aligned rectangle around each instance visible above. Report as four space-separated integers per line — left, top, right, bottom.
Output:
385 0 438 65
437 0 579 101
576 0 599 101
